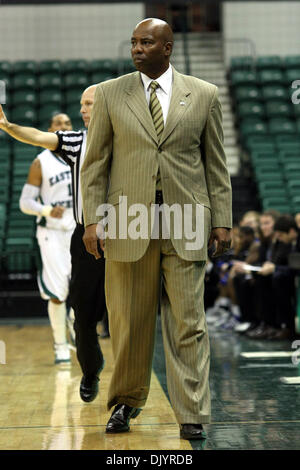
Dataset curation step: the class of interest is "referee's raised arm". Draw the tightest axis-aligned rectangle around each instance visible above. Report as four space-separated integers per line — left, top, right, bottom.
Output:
0 103 59 151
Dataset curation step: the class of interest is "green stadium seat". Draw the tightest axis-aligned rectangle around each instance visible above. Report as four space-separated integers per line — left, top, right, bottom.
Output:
12 161 31 177
240 119 268 138
284 69 300 85
62 60 89 74
230 56 254 71
13 150 36 162
8 218 35 229
0 160 11 172
12 61 37 75
70 118 85 130
263 202 291 212
258 69 284 86
64 73 89 90
0 61 11 75
6 226 35 238
11 105 37 126
265 100 292 118
234 86 261 102
259 187 288 199
39 73 62 90
91 72 115 83
4 237 36 273
12 73 37 91
278 150 300 163
261 85 289 101
250 150 277 164
237 101 265 119
38 60 62 75
39 89 63 106
254 162 280 175
283 162 300 173
11 90 37 107
65 89 83 105
231 70 257 87
275 134 300 151
283 56 300 69
0 186 9 203
119 58 135 74
255 169 283 181
256 56 282 70
0 148 11 160
245 135 276 152
293 104 300 118
287 180 300 194
89 59 118 74
66 103 82 120
269 118 297 134
38 104 63 124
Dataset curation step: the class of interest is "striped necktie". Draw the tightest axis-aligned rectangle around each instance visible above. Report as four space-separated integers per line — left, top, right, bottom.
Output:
149 81 164 141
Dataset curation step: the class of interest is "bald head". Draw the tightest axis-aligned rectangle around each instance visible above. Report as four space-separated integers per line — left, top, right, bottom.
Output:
80 84 97 128
131 18 173 79
135 18 173 43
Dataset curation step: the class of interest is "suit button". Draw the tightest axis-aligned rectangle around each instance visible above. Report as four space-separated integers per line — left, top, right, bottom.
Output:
158 148 162 153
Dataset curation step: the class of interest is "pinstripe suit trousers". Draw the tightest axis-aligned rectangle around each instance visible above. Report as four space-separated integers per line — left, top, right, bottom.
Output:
105 218 211 424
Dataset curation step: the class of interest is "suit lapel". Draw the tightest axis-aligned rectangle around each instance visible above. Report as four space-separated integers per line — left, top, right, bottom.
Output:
124 68 191 147
125 73 158 145
159 68 191 147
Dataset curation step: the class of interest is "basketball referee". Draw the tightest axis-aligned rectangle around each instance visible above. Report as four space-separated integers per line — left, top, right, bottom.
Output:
0 85 106 403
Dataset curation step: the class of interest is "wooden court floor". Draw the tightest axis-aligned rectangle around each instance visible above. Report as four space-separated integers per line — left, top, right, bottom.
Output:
1 318 300 450
0 321 192 451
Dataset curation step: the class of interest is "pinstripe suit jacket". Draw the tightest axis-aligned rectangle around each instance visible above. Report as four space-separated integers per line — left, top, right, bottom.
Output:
81 66 232 262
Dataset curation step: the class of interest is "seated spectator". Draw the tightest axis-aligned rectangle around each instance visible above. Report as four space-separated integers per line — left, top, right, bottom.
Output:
248 213 298 340
240 210 261 238
233 210 280 336
205 225 255 329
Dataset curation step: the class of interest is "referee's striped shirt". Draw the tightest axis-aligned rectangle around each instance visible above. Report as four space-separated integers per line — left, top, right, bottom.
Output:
55 130 87 225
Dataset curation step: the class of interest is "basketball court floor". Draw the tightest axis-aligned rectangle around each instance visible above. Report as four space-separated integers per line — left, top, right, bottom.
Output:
0 317 299 450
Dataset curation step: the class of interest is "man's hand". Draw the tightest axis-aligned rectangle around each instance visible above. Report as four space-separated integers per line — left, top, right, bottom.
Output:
258 261 275 276
50 206 65 219
83 223 102 259
208 228 232 257
0 104 9 130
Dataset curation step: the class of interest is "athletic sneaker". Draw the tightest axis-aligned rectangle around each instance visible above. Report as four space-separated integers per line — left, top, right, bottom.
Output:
234 322 252 333
210 308 232 328
54 343 71 364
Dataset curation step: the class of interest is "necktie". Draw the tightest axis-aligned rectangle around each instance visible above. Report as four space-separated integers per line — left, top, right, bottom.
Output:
149 81 164 141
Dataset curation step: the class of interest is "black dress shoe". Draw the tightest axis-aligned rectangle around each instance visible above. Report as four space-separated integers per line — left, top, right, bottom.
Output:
80 374 100 402
106 404 142 433
180 424 207 440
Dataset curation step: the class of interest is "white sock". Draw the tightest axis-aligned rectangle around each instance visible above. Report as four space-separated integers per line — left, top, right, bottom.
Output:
231 304 241 319
48 300 67 345
215 297 231 308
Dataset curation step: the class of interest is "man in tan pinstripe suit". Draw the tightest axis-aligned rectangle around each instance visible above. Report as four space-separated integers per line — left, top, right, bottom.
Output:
81 18 232 440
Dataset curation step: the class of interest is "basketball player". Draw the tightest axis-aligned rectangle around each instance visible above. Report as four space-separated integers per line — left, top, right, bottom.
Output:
0 88 106 401
19 113 76 364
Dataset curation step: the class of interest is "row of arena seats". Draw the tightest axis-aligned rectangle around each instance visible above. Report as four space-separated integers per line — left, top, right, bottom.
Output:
0 58 136 274
0 140 41 274
230 55 300 215
0 58 135 128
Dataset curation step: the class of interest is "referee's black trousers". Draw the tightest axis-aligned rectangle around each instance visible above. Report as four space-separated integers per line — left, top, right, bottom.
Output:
69 223 106 377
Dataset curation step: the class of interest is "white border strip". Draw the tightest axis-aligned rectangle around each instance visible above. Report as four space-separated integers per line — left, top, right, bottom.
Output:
240 352 294 358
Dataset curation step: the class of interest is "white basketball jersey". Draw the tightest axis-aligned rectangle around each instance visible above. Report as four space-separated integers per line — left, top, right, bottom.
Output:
37 149 75 231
